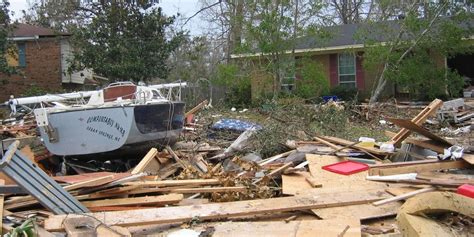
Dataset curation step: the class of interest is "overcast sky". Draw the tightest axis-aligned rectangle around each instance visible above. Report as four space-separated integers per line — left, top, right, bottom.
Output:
8 0 203 34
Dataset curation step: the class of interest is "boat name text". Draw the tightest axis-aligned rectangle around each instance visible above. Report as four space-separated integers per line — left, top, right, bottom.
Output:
86 115 125 137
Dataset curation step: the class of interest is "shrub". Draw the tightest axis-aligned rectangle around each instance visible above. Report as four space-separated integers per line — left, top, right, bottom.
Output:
328 85 359 101
294 60 329 100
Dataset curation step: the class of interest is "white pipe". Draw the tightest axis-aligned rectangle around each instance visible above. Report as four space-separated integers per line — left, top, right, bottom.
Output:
148 82 187 89
5 91 98 106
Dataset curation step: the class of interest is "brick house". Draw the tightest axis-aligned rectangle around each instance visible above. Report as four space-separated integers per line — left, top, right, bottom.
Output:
232 21 473 100
0 24 92 102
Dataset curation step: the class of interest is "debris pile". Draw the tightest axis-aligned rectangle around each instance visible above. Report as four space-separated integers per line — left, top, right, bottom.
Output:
0 98 473 236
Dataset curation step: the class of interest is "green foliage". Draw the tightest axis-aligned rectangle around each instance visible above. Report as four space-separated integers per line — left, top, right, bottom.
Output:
385 50 464 100
329 85 359 101
0 0 15 75
360 1 473 102
69 3 183 82
4 218 36 237
213 64 251 106
22 85 50 97
294 59 329 99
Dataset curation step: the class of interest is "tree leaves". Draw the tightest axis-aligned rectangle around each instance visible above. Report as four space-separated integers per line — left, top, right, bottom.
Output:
69 3 183 82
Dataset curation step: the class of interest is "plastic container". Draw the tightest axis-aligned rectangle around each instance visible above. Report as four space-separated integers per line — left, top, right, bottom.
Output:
457 184 474 198
322 161 369 175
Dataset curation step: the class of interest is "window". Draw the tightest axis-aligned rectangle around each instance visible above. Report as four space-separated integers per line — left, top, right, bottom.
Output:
17 43 26 67
338 53 356 88
280 76 295 92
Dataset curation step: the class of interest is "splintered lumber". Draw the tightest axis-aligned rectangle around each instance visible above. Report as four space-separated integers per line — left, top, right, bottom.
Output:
165 145 188 170
390 99 443 146
124 179 221 187
385 131 446 153
318 136 390 156
369 160 469 176
372 187 436 206
82 194 183 208
64 175 115 191
258 150 296 166
44 190 387 231
185 99 208 117
131 148 160 175
386 117 452 146
211 219 361 237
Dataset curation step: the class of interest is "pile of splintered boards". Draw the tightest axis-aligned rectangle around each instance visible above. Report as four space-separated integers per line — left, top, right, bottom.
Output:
0 98 473 237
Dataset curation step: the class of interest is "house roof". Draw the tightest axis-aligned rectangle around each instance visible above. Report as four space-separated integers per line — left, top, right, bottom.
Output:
293 21 398 50
11 23 70 38
231 18 472 58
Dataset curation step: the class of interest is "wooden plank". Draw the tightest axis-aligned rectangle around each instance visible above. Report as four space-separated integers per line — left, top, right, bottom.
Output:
124 179 221 187
319 136 390 156
211 219 361 237
170 186 246 194
53 172 130 184
131 148 160 175
390 99 443 146
386 117 452 146
313 202 400 220
82 194 183 208
372 187 436 206
385 187 422 196
165 145 188 170
64 175 115 191
0 180 3 236
313 136 344 150
44 190 387 231
385 131 446 153
376 160 469 176
185 100 208 117
463 154 474 165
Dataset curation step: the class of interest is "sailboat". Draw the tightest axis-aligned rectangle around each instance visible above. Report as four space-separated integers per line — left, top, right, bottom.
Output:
5 82 186 156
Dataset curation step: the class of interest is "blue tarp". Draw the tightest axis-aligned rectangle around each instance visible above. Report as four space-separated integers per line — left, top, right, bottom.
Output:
211 119 262 132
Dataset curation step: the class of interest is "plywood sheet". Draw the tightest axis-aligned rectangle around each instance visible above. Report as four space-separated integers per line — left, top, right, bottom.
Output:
212 219 361 237
281 172 312 195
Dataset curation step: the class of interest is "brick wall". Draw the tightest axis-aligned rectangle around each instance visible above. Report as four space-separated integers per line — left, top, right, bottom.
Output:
0 38 62 102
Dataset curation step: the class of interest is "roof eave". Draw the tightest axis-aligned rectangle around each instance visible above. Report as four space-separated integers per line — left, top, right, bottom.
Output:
230 44 366 59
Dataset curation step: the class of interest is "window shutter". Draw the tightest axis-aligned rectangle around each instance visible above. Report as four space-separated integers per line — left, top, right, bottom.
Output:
329 54 338 87
356 53 365 90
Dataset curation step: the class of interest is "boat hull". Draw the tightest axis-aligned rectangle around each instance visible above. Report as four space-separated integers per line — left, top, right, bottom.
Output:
37 102 185 156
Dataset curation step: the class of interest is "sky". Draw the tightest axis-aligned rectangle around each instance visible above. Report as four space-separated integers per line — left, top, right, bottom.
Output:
7 0 203 34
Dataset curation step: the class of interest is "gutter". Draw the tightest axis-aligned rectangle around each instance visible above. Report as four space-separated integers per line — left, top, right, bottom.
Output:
7 35 40 41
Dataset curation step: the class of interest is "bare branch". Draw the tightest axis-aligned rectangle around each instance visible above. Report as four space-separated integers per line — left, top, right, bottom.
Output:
183 0 221 26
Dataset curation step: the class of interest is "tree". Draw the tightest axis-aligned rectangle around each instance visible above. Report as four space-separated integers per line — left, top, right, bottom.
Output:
0 0 14 74
69 2 184 82
360 1 473 103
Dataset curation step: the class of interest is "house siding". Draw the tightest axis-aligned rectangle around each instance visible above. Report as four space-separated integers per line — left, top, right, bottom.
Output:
0 38 63 101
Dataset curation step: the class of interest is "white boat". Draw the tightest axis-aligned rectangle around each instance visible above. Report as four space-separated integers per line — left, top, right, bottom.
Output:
5 82 186 156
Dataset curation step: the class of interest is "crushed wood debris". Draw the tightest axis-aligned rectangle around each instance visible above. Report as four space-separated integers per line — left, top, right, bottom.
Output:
0 98 473 236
